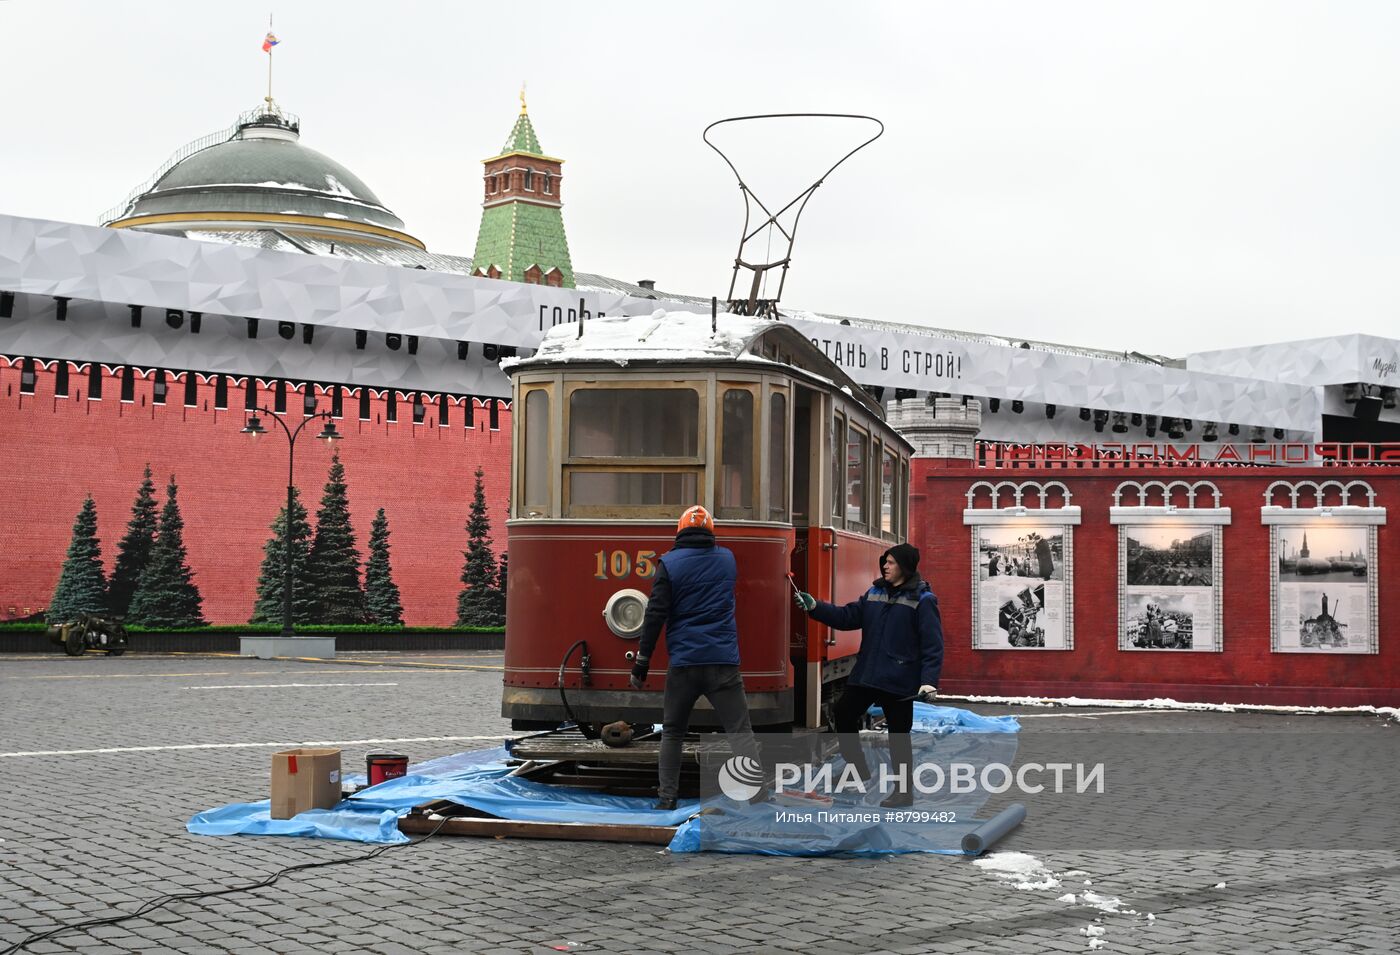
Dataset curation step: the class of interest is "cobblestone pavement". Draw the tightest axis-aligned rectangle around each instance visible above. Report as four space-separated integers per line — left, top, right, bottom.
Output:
1 652 1396 954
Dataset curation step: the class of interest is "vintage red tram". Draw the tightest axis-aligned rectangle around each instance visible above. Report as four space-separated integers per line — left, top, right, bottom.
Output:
501 309 912 730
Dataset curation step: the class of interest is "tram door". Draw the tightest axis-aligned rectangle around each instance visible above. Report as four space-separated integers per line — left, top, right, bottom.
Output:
789 385 820 726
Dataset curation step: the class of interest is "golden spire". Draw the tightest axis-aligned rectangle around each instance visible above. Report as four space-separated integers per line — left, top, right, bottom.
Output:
520 83 528 115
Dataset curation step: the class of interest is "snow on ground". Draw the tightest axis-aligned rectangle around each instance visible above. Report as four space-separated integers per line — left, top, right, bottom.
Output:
1081 891 1135 915
974 851 1150 949
972 850 1061 890
942 692 1400 723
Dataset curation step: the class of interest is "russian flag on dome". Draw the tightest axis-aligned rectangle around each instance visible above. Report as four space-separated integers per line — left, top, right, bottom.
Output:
262 31 280 53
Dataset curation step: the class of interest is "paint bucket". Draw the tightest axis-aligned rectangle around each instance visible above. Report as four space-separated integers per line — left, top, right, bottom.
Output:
366 753 409 788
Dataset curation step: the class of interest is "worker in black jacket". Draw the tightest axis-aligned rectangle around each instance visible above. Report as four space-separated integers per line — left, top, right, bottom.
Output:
631 505 762 811
795 543 943 807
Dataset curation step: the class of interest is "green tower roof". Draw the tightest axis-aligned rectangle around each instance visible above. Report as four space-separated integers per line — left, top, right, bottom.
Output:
503 111 542 156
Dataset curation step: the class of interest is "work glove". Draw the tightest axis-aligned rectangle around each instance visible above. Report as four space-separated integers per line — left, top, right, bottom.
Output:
794 591 817 612
629 656 650 690
917 685 938 703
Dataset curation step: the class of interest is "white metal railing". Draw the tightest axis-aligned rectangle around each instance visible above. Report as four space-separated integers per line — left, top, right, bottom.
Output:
97 106 301 226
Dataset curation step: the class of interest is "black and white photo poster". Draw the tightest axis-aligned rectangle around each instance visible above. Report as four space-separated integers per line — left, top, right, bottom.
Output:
975 525 1067 649
1275 524 1371 652
1121 524 1218 651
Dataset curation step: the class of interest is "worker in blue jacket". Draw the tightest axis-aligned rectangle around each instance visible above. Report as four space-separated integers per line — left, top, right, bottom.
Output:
795 543 943 807
631 505 762 811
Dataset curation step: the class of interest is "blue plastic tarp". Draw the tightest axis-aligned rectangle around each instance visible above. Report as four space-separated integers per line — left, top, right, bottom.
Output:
187 703 1020 854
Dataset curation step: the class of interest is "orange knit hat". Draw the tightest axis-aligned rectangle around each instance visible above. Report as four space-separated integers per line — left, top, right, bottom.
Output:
676 505 715 534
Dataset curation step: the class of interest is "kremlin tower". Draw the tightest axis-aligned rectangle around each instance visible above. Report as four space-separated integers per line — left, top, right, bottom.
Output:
471 92 575 288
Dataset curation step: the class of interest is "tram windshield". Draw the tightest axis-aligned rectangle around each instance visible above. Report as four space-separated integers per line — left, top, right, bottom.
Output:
564 385 704 517
569 388 699 457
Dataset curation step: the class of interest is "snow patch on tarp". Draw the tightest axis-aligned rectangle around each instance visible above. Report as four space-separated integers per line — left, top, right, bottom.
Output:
188 704 1020 855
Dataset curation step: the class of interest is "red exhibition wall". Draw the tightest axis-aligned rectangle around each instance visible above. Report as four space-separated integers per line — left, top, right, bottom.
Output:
0 357 511 626
912 458 1400 706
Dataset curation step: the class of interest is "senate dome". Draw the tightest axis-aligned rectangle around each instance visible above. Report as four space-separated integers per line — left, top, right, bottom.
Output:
102 103 424 251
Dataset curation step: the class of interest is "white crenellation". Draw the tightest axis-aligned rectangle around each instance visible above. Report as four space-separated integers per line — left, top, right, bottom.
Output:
886 396 982 459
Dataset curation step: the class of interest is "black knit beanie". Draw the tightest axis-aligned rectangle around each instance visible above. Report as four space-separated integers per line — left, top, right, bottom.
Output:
882 543 920 578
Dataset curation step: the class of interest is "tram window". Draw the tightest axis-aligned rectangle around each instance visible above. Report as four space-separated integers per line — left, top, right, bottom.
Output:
846 423 868 529
881 448 897 535
792 391 811 523
769 392 787 522
569 471 698 510
719 389 754 520
569 388 699 459
830 415 844 520
524 390 551 513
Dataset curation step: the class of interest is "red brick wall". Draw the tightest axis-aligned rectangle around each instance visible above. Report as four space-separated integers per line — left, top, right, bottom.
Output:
912 459 1400 706
0 358 511 625
484 157 563 202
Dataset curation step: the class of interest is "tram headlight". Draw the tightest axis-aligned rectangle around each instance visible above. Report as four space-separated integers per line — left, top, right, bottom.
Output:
603 588 649 639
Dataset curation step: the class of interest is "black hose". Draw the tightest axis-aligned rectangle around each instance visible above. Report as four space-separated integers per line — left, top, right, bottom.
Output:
557 640 599 739
1 815 454 954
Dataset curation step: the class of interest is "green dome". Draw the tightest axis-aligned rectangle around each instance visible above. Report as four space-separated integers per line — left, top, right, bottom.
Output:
106 106 421 249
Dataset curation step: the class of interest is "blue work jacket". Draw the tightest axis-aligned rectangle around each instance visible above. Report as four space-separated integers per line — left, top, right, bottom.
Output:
637 529 741 667
811 574 944 697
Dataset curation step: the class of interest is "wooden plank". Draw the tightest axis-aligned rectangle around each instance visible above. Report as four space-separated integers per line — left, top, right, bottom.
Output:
399 812 677 845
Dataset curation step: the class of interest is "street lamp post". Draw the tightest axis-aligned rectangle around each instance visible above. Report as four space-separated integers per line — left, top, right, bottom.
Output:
242 406 342 637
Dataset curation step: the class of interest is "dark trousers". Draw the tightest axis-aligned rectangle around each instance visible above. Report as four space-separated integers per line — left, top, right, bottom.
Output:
658 664 760 800
832 684 914 793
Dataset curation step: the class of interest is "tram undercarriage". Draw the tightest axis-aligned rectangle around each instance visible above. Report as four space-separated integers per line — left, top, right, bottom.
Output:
502 684 796 730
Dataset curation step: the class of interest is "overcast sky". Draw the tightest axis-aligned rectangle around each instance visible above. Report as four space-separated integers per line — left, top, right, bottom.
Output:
3 1 1397 356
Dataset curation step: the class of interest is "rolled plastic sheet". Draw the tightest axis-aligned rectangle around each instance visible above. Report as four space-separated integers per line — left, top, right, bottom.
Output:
960 803 1027 856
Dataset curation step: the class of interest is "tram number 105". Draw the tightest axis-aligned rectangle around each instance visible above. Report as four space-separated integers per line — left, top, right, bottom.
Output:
593 549 658 580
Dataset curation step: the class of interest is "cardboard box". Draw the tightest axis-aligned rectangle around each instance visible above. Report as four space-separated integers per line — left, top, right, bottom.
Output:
270 748 342 819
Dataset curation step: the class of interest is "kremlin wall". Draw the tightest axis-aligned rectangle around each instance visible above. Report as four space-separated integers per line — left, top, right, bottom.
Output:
0 359 510 625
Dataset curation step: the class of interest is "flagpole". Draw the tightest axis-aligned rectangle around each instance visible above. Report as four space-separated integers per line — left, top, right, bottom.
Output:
266 14 274 106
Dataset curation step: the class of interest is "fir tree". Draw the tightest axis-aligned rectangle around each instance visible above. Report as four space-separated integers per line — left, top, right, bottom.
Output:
364 508 404 627
47 496 108 623
456 468 505 627
307 452 366 624
106 465 158 618
250 487 317 625
497 551 509 600
127 477 205 628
